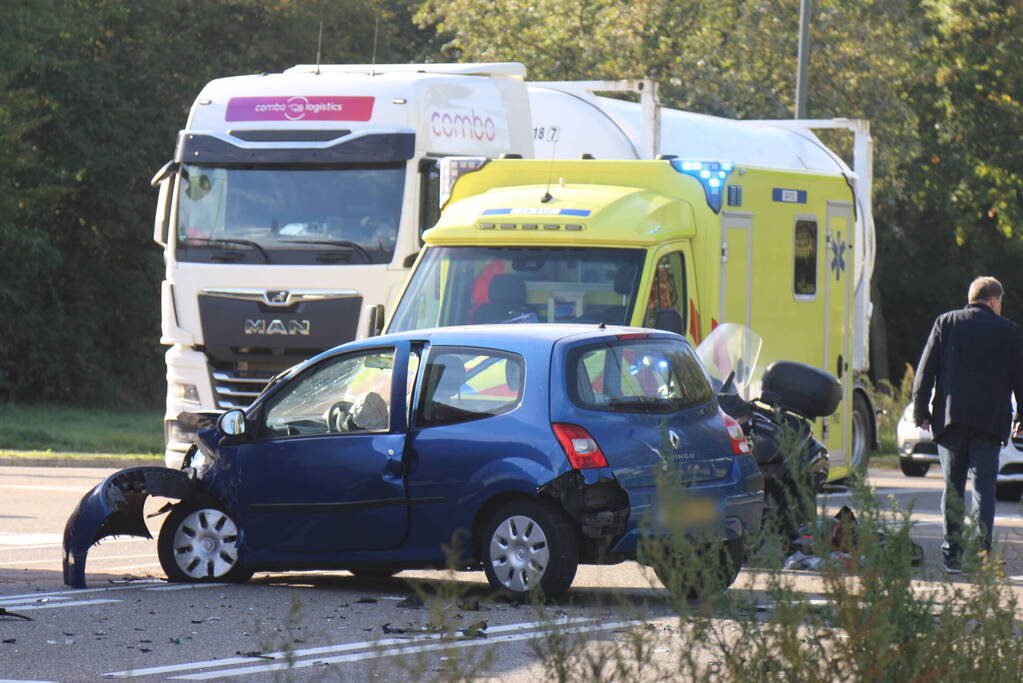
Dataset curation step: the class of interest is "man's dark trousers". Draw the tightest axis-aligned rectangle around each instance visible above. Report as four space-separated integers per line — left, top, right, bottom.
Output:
937 426 1000 563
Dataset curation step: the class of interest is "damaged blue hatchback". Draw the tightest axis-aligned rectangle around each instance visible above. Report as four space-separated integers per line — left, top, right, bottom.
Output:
64 325 764 599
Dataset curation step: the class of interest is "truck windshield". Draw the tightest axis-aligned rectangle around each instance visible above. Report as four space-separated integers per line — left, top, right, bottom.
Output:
388 246 646 332
174 163 405 265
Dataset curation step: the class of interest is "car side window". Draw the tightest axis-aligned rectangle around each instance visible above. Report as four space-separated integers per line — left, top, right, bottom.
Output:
416 346 524 428
263 349 395 438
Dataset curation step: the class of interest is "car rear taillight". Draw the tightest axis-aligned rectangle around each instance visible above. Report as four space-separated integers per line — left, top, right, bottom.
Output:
720 409 752 455
552 423 609 469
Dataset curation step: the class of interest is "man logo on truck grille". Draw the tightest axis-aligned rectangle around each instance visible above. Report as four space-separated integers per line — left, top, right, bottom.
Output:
265 290 290 305
245 319 311 336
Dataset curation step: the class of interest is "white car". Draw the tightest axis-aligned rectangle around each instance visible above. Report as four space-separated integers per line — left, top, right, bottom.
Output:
896 402 1023 501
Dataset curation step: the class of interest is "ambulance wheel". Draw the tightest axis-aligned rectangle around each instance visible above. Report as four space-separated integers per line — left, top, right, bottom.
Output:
851 392 873 475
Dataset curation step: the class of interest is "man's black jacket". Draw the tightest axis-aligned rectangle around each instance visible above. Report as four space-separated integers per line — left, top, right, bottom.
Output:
913 302 1023 443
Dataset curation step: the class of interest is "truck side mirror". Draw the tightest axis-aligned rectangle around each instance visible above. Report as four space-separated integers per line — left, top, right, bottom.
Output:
366 304 385 337
151 161 177 247
653 309 684 335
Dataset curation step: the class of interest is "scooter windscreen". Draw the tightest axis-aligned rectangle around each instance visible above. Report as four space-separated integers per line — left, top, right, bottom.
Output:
695 323 763 401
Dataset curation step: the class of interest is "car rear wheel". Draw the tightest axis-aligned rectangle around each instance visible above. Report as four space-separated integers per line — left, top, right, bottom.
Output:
482 499 578 601
653 537 744 600
899 460 931 477
995 483 1023 502
158 500 252 584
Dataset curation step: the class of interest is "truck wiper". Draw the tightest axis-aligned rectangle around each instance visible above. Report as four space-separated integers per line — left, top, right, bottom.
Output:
185 237 270 264
276 239 372 264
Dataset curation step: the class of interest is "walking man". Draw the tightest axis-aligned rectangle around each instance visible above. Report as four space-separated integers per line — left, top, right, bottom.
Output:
913 276 1023 573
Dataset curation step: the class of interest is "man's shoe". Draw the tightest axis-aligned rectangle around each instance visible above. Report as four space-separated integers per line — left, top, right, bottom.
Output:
943 560 962 575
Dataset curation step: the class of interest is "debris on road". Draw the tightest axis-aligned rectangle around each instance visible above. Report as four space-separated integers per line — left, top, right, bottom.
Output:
0 607 32 621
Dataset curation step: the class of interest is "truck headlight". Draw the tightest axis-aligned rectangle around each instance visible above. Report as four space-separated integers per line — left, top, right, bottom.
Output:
171 382 200 403
165 419 195 446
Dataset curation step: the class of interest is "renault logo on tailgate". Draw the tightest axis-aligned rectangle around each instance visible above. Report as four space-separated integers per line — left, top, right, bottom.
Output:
245 319 311 336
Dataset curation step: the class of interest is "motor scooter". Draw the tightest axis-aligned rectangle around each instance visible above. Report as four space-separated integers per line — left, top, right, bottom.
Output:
696 324 841 538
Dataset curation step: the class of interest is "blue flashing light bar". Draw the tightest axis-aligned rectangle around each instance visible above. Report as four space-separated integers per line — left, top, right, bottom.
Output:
669 159 735 213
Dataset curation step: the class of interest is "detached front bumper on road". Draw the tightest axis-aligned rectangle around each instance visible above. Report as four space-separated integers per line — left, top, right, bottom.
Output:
63 467 196 588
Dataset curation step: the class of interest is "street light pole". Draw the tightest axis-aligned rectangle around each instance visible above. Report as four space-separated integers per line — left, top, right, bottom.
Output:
795 0 812 118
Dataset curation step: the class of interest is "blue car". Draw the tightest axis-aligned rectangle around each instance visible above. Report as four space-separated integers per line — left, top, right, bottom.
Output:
64 325 764 599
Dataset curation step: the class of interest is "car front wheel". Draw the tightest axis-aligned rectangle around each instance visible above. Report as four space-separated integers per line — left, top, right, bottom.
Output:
158 500 252 584
899 459 931 477
995 483 1023 502
482 499 578 601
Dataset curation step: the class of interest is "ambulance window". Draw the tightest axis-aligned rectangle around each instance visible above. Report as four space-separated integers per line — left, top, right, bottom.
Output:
643 252 687 330
419 159 441 243
794 220 817 297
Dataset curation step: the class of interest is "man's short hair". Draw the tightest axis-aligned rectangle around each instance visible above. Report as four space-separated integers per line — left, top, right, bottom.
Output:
968 276 1004 302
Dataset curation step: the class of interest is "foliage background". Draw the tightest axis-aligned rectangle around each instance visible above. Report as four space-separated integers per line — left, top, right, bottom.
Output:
0 0 1019 406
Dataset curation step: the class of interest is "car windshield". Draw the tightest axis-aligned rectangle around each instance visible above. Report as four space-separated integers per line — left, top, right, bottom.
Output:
174 163 405 265
568 338 714 413
388 246 646 332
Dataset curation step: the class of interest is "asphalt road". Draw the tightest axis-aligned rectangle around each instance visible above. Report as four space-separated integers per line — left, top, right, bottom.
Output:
2 465 1023 681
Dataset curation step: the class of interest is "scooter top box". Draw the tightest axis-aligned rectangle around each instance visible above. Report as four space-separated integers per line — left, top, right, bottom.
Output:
761 360 841 419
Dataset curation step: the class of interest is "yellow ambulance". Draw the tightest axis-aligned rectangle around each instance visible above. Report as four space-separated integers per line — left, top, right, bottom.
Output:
386 157 873 481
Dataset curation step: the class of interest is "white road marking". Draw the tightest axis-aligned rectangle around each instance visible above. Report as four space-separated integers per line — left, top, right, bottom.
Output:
0 595 73 607
0 533 64 545
0 484 93 493
144 583 227 591
0 580 204 601
173 620 644 680
105 617 599 678
0 553 156 568
12 598 122 611
102 562 162 573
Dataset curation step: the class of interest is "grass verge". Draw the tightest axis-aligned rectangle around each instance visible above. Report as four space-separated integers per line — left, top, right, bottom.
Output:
0 402 163 454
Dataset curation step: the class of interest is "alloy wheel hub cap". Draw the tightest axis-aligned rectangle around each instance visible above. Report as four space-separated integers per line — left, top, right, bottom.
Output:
172 508 240 579
489 514 550 593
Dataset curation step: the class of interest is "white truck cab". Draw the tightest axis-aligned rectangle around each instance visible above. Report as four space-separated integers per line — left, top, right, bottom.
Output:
155 63 537 466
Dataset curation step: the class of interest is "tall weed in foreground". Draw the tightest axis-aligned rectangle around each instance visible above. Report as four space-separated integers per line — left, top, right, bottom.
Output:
865 363 916 455
383 466 1023 681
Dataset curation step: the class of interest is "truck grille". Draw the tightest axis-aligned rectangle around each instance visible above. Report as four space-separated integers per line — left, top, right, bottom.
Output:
212 370 273 410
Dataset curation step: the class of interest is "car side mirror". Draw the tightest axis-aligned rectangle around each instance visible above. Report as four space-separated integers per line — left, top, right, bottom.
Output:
653 309 684 335
218 409 247 437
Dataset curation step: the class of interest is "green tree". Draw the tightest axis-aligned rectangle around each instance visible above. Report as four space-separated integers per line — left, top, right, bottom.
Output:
0 0 426 405
417 0 930 378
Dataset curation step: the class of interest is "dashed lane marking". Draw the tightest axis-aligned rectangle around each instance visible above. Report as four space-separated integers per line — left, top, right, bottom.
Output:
104 617 602 678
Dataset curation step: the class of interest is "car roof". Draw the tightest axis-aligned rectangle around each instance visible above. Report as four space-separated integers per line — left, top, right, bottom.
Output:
368 323 682 348
272 324 688 389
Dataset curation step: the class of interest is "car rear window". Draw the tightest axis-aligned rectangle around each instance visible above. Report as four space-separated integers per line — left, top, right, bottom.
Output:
567 338 714 413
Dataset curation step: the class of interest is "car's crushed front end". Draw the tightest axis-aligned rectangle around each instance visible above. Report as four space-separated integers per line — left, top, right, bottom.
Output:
62 467 198 588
